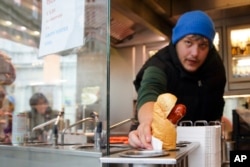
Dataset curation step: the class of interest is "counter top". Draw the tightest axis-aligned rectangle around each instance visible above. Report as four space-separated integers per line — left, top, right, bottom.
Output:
0 142 199 167
100 142 200 165
0 143 103 167
0 142 131 157
0 143 102 157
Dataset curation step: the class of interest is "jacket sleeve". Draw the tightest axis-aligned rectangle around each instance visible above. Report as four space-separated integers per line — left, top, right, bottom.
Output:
136 66 167 110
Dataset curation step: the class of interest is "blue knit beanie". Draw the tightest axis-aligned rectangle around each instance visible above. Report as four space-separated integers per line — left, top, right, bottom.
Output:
172 10 215 45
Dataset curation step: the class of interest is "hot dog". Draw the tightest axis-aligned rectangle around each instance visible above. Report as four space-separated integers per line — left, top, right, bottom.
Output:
167 104 186 125
151 93 186 150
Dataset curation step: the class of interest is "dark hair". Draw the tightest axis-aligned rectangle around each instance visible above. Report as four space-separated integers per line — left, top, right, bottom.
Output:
29 92 48 107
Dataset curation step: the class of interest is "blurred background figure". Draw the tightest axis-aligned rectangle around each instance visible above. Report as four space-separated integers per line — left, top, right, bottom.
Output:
0 86 7 141
0 86 15 143
2 95 15 143
0 50 15 143
28 92 58 142
0 51 16 85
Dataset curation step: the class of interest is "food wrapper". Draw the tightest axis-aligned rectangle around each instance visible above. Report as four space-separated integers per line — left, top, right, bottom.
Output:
151 136 163 151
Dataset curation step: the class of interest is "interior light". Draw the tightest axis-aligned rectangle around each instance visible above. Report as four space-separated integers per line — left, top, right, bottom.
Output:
15 35 21 40
224 94 250 98
4 21 12 26
20 26 27 31
32 5 37 11
32 31 40 36
231 28 250 47
237 59 250 66
14 0 21 6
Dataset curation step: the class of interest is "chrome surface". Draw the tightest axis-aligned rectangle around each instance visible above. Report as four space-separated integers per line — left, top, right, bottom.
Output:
61 111 99 145
100 142 199 165
0 143 102 167
110 118 137 130
32 118 57 131
118 150 169 158
61 117 94 145
71 143 132 155
53 111 65 147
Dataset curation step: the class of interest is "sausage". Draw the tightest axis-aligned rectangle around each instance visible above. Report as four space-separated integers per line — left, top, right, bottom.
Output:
167 104 186 124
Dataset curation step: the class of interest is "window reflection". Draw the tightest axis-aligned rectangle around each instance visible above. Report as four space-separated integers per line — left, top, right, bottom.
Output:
0 0 109 138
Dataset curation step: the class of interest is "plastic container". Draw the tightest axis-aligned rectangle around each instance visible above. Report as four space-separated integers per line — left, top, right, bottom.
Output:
11 112 27 146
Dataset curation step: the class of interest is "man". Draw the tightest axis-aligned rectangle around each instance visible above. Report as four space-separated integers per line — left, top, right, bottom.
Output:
129 10 226 149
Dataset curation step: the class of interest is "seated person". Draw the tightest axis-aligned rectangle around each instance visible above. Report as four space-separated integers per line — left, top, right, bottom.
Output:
28 93 58 142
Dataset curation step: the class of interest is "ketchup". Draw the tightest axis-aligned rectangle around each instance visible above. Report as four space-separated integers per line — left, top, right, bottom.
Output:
167 104 186 124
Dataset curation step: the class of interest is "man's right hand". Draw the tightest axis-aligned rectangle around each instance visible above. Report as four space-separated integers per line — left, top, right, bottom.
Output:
128 122 153 150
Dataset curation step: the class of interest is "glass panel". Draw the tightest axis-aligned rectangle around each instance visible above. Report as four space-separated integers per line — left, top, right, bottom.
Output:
0 0 110 154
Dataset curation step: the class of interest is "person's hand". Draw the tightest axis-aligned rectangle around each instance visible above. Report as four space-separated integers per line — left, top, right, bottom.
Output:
128 122 153 149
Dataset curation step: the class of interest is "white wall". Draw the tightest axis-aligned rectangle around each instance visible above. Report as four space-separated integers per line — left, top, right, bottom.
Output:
109 41 169 134
110 47 134 134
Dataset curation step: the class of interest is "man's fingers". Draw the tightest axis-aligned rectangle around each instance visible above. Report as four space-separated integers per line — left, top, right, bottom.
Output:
128 130 143 148
137 124 152 149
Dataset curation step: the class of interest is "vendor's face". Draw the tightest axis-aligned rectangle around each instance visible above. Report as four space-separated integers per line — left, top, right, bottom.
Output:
176 35 210 72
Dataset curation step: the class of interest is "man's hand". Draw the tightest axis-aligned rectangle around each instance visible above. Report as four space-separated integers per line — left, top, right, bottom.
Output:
129 102 155 149
128 122 153 149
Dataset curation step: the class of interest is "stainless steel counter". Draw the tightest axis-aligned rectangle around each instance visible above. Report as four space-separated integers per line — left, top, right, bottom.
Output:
100 142 199 167
0 142 199 167
0 143 102 167
0 141 135 167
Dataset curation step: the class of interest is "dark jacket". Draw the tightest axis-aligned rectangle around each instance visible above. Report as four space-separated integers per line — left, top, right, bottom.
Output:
28 107 58 140
134 43 226 122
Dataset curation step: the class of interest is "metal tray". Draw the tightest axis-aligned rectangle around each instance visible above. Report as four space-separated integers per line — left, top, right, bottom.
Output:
119 150 169 158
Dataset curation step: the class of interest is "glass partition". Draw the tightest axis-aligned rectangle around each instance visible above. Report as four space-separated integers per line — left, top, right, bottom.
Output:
0 0 110 153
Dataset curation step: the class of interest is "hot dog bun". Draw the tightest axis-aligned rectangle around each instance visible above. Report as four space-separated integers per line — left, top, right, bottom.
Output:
151 93 178 150
155 93 177 118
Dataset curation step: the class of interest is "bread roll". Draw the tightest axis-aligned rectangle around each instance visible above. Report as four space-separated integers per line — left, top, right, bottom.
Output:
151 93 178 150
155 93 177 117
